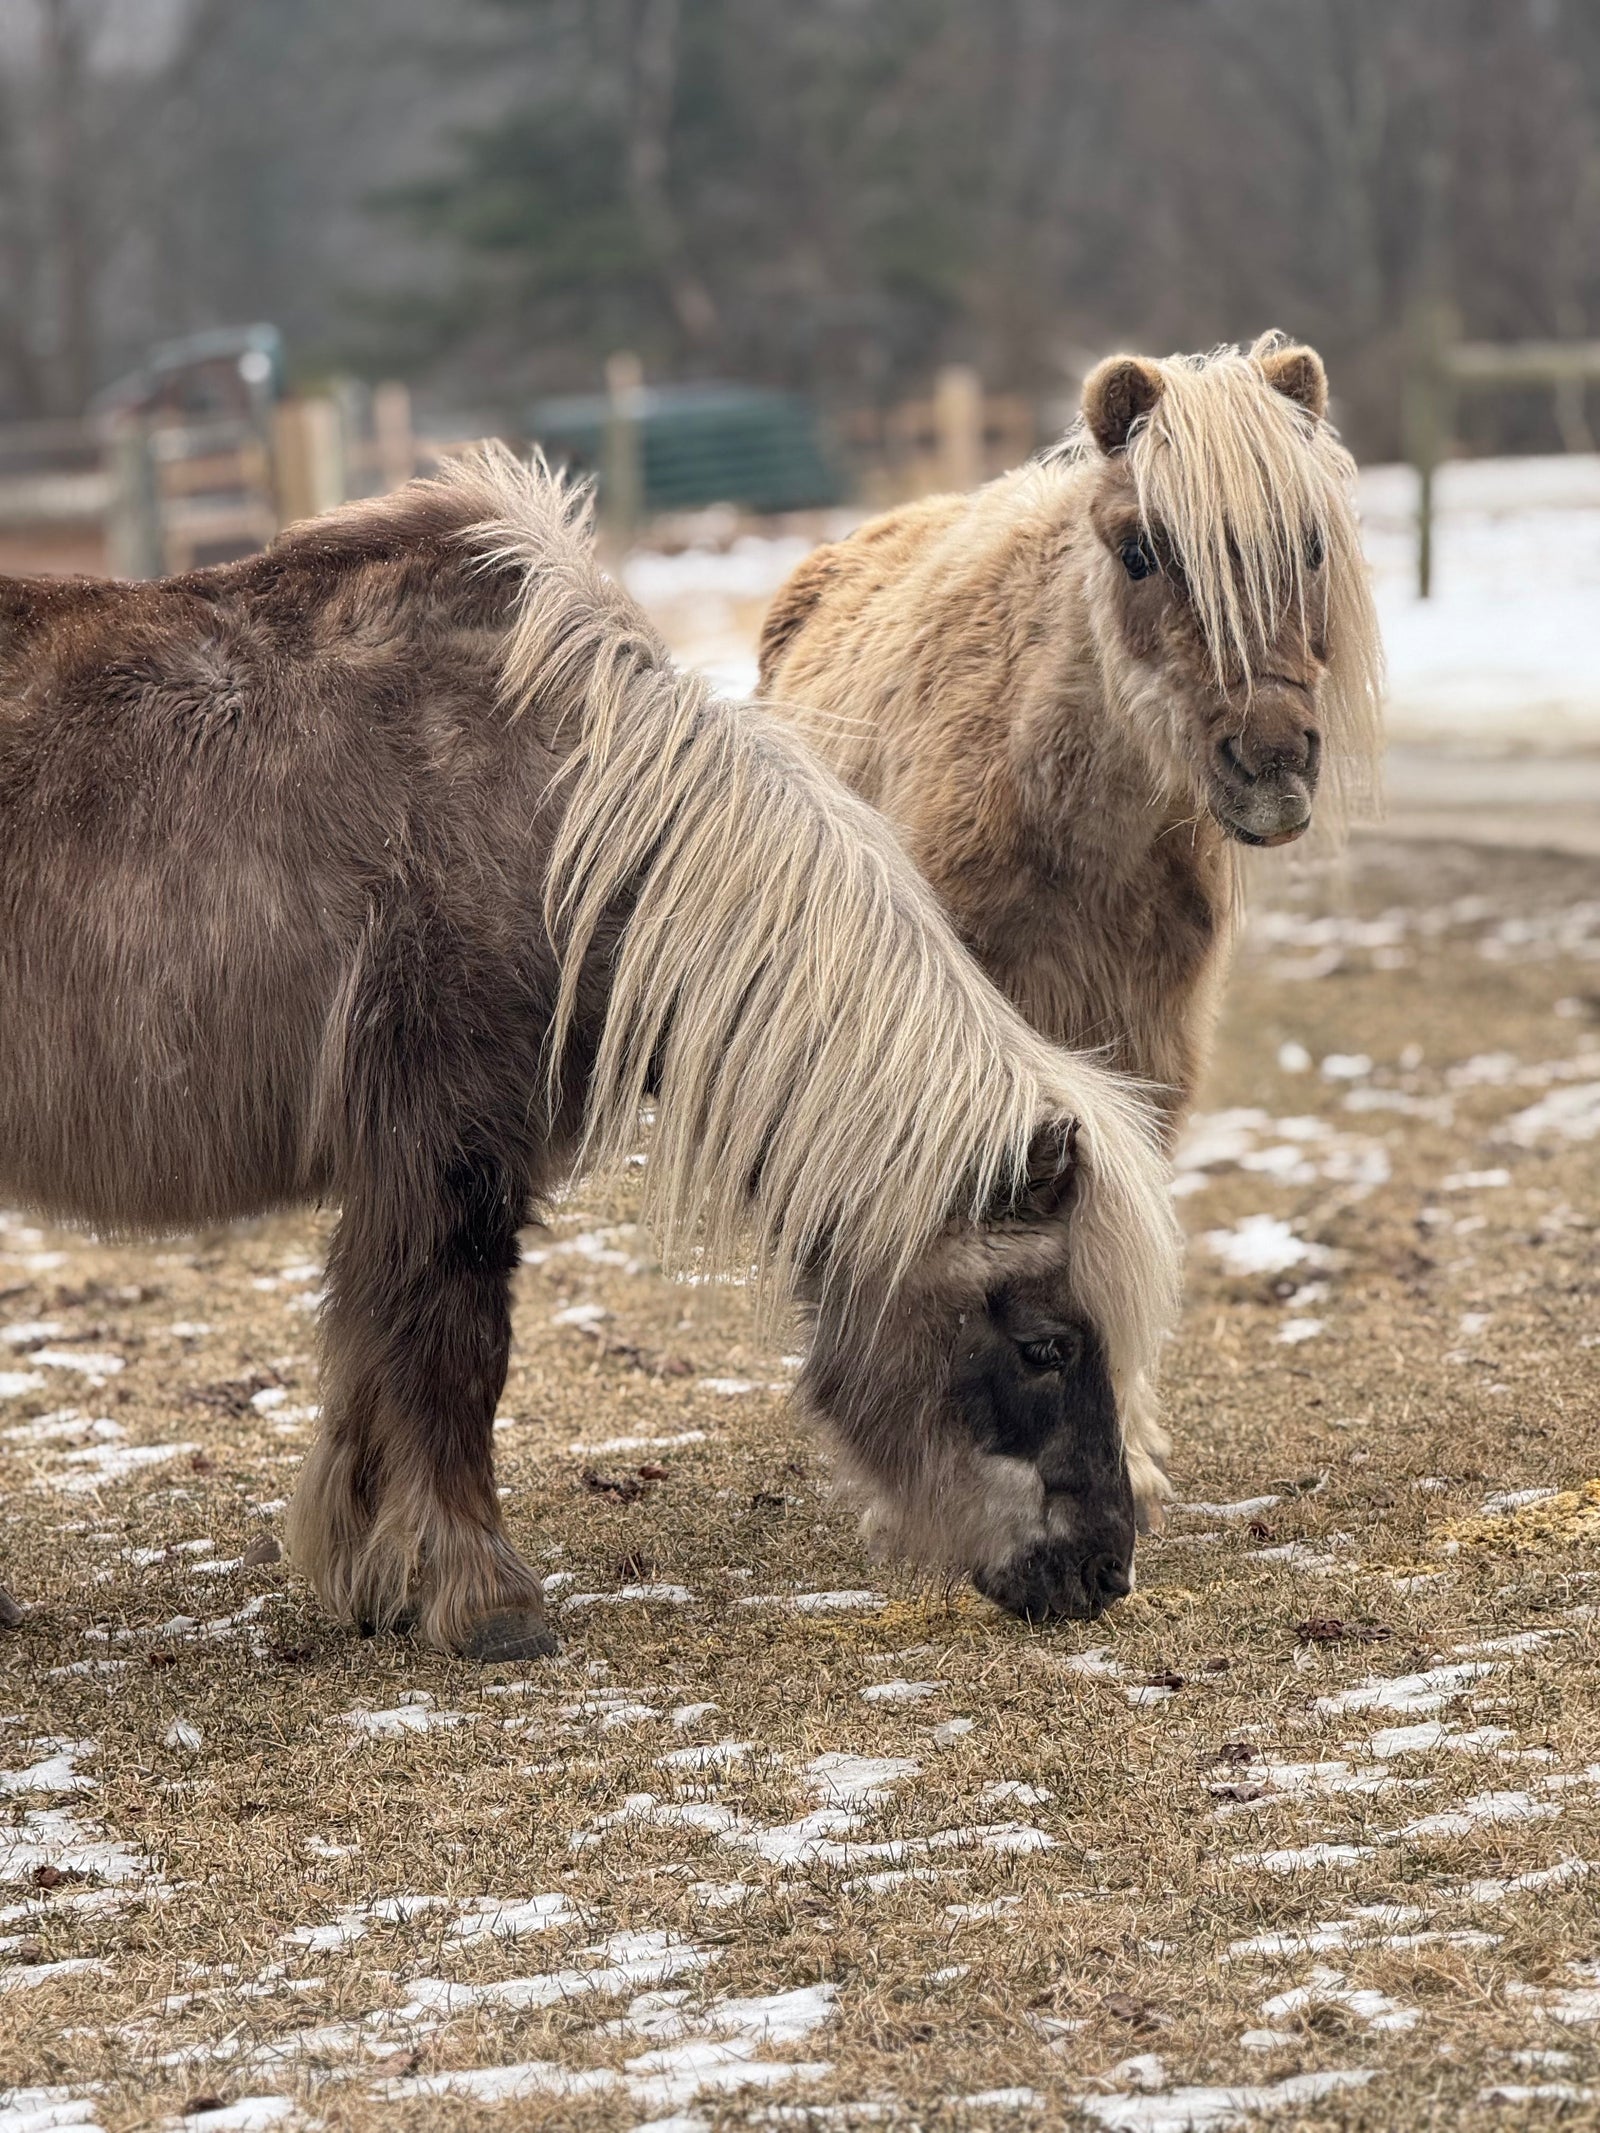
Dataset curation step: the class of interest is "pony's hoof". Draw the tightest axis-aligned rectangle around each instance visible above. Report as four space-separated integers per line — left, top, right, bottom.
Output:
0 1586 24 1629
459 1610 558 1664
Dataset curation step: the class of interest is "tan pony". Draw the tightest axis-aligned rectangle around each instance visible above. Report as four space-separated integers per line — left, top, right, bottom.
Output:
759 335 1384 1140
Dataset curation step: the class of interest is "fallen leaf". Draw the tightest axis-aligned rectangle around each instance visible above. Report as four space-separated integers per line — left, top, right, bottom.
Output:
580 1467 644 1504
1295 1616 1392 1644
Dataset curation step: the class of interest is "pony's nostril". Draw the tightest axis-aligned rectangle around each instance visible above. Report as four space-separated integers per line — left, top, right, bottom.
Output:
1217 734 1254 785
1086 1553 1133 1605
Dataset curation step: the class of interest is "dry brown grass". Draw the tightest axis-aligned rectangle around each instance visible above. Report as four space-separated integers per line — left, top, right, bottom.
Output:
2 835 1599 2132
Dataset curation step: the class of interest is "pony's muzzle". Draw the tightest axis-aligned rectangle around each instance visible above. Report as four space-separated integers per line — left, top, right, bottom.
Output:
1210 713 1320 846
972 1531 1135 1624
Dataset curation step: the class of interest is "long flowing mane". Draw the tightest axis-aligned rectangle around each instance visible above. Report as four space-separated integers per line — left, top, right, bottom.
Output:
435 447 1179 1411
1053 332 1384 840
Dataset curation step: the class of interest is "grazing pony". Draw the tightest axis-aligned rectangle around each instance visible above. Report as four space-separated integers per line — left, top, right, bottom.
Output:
759 335 1384 1139
0 450 1181 1654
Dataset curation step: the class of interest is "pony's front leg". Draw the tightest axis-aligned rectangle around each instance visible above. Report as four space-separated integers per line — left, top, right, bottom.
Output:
285 1158 554 1662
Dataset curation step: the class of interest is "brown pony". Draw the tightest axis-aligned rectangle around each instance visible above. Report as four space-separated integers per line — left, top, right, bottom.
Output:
759 335 1384 1140
0 450 1181 1655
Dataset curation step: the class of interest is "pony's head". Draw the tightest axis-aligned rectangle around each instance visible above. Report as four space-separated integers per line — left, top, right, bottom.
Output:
799 1114 1165 1622
1064 333 1382 848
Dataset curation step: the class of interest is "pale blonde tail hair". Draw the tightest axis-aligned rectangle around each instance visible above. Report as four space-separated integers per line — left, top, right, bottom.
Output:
1062 331 1385 838
437 445 1180 1416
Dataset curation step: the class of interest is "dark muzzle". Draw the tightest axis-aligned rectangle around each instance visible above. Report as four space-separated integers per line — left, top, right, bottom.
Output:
1210 709 1321 846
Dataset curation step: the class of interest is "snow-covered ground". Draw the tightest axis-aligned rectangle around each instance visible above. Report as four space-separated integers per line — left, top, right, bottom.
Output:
1361 456 1600 749
628 454 1600 759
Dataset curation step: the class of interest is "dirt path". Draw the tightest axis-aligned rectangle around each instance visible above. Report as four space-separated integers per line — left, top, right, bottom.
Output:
1 836 1598 2132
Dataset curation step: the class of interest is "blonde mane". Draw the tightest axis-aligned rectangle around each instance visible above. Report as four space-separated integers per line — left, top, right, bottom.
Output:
1056 332 1384 840
437 446 1179 1422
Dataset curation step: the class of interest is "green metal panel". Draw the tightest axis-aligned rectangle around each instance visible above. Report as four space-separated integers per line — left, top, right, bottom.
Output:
528 382 842 513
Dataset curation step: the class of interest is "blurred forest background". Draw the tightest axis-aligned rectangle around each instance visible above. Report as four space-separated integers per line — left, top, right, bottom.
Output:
0 0 1595 456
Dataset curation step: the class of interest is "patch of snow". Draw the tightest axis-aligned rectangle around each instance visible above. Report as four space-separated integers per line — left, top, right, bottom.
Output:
0 1807 154 1887
1503 1082 1600 1145
0 2088 105 2132
552 1302 609 1328
1258 1966 1419 2032
1232 1842 1376 1875
1201 1216 1330 1277
174 2102 298 2132
1394 1790 1560 1843
339 1702 468 1738
0 1955 112 1994
569 1431 709 1456
29 1350 123 1380
1315 1662 1497 1717
805 1755 919 1806
52 1440 199 1494
398 1929 716 2019
565 1586 697 1609
657 1740 756 1775
1463 1858 1592 1904
1174 1496 1281 1521
447 1894 581 1943
1075 2068 1376 2129
932 1718 976 1746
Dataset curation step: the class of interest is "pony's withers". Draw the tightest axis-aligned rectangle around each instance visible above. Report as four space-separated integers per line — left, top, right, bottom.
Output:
759 334 1384 1136
0 450 1180 1654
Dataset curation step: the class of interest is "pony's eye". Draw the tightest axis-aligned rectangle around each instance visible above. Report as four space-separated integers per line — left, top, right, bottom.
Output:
1018 1332 1080 1372
1304 527 1326 571
1119 536 1157 581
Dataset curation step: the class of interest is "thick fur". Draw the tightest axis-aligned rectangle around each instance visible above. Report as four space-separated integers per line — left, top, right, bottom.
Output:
0 449 1181 1646
759 334 1385 1138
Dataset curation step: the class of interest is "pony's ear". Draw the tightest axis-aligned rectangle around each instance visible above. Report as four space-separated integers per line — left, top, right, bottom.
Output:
989 1119 1079 1224
1259 342 1328 421
1082 356 1164 456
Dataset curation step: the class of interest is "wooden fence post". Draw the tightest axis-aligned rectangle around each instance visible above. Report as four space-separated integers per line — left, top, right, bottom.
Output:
602 351 645 553
1402 301 1455 600
934 364 983 492
105 417 163 578
373 381 415 491
271 397 345 528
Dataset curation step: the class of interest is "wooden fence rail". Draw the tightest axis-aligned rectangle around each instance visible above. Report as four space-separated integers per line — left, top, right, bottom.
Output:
0 383 481 579
1404 307 1600 596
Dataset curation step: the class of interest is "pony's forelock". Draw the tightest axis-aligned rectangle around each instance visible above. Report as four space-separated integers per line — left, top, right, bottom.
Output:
1055 333 1385 840
424 444 1179 1443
